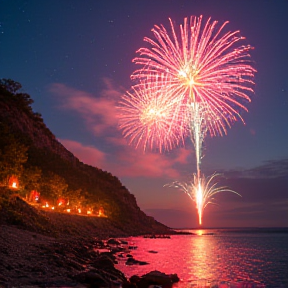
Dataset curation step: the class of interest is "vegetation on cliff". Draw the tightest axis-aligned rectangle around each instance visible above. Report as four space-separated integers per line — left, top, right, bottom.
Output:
0 78 171 236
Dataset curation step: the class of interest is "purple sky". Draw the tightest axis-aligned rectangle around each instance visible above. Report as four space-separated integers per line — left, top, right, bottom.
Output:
1 0 287 228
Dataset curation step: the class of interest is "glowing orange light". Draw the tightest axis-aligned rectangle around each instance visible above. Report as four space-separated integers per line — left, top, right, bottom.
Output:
42 202 49 208
87 210 92 215
78 208 81 214
8 176 19 189
51 206 55 210
66 209 71 213
197 230 204 236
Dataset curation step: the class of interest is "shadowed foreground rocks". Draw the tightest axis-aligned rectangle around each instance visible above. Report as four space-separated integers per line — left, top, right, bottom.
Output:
0 188 180 288
0 225 180 288
0 196 180 288
130 271 180 288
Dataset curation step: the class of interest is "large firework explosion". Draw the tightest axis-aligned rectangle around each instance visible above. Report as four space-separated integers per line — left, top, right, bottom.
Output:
118 15 256 225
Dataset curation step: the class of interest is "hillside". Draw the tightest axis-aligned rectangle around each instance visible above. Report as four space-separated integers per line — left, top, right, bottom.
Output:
0 79 172 236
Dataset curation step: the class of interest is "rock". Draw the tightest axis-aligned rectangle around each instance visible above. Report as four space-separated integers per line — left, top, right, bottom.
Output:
107 238 121 245
128 245 137 250
111 246 125 253
170 273 180 283
92 254 115 269
126 257 138 265
66 258 85 270
74 271 109 287
144 235 171 239
89 254 127 285
111 280 123 288
136 270 179 288
138 260 149 265
125 257 149 266
130 275 141 284
0 274 8 283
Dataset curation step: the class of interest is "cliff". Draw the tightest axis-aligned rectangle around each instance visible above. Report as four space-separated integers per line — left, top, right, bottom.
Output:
0 79 172 236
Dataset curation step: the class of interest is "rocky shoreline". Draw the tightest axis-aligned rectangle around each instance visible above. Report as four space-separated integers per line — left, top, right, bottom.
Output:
0 224 180 288
0 195 182 288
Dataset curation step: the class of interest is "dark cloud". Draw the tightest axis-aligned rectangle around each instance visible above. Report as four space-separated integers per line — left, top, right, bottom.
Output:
219 159 288 204
210 200 288 227
218 159 288 180
208 159 288 227
222 177 288 203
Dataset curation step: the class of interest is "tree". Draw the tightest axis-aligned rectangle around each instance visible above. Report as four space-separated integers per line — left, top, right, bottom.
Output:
64 188 87 209
40 172 68 204
0 78 34 109
0 141 28 185
20 165 42 194
0 78 22 94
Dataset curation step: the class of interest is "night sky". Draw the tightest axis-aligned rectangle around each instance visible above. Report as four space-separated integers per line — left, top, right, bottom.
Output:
1 0 287 228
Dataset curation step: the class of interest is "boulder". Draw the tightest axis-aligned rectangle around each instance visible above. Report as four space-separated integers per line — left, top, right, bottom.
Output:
107 238 121 245
125 257 149 266
74 271 108 287
92 254 115 269
135 270 179 288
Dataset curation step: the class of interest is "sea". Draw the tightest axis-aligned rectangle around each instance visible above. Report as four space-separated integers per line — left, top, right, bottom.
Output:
115 228 288 288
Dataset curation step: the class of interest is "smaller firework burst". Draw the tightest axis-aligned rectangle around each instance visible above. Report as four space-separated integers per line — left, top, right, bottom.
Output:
167 173 241 225
117 76 189 152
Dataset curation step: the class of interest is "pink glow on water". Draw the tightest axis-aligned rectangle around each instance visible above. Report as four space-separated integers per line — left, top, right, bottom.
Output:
115 231 288 287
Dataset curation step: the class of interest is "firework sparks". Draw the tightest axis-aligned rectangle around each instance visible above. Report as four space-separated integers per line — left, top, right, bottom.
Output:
168 173 241 225
132 15 256 136
118 76 189 152
118 16 255 225
189 102 207 176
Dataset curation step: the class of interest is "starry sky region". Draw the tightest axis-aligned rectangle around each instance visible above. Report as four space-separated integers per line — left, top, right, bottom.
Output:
0 0 287 228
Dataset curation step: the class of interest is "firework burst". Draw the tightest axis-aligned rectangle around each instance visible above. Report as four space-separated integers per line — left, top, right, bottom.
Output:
118 16 255 225
118 76 188 152
168 173 241 225
132 15 256 136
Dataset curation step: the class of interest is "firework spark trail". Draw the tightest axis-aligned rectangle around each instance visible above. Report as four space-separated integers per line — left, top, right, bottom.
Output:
167 173 241 225
118 15 255 225
189 102 207 178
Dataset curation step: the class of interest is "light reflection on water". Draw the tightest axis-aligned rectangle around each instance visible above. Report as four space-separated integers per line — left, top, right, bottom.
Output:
115 229 288 288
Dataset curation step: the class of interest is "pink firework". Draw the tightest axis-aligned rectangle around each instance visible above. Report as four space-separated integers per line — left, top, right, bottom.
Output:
167 173 241 225
132 15 256 136
118 76 188 152
118 16 255 225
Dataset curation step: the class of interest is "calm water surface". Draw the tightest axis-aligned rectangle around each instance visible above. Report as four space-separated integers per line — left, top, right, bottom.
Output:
115 229 288 288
